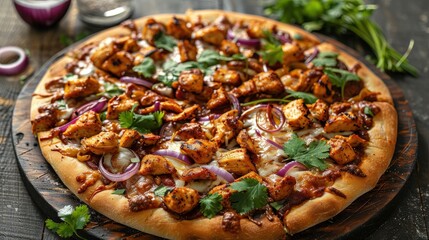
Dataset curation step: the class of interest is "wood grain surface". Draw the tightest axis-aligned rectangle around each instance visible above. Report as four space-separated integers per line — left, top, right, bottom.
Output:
1 0 429 240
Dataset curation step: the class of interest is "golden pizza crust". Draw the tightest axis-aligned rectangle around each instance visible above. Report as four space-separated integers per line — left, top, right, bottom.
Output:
284 102 397 234
31 10 397 239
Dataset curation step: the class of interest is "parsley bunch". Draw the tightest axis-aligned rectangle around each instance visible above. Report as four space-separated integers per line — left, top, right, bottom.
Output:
283 133 330 170
119 105 164 134
265 0 418 76
45 204 90 239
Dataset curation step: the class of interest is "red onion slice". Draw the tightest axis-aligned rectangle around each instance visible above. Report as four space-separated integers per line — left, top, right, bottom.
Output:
13 0 71 28
227 29 261 47
154 101 161 112
240 104 269 119
202 165 234 183
227 93 241 115
57 116 80 132
305 48 319 64
198 114 221 122
120 76 154 88
255 105 285 133
275 32 292 44
98 151 140 182
254 129 283 150
276 161 307 177
71 97 108 119
153 149 192 165
0 46 29 76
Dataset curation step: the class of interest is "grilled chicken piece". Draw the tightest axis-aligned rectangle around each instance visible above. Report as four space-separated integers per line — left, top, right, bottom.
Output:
178 40 197 62
90 45 116 69
212 110 243 146
220 40 239 56
213 69 242 86
166 17 192 39
218 148 256 176
267 175 296 201
128 193 160 212
63 111 102 139
181 167 217 182
64 76 100 99
180 138 217 164
232 72 284 97
139 101 183 115
246 21 267 38
141 18 165 45
139 154 176 175
308 99 329 122
328 136 357 165
236 130 257 154
345 134 367 147
178 69 204 94
32 112 57 133
141 133 161 146
282 43 305 66
106 94 137 120
207 87 228 110
115 36 140 52
283 99 311 130
312 74 335 103
324 112 362 133
208 184 234 209
164 104 199 122
140 90 167 107
164 187 200 214
119 129 141 148
236 171 263 183
102 51 133 77
194 25 226 46
176 123 207 140
329 102 352 115
281 69 322 92
81 131 119 155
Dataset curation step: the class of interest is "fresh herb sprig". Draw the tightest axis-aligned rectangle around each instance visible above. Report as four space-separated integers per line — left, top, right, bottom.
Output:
260 30 284 65
199 193 223 218
283 133 330 170
45 204 90 239
119 105 164 134
133 58 156 77
323 67 360 98
230 178 268 214
154 31 177 52
265 0 418 76
100 82 124 98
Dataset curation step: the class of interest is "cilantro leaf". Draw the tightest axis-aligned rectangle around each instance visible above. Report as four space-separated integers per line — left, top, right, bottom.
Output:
102 82 124 98
119 108 164 134
270 201 284 211
259 30 284 65
154 31 177 52
286 90 318 104
199 193 223 219
364 106 374 116
323 67 360 98
311 51 338 67
230 178 268 214
99 111 107 121
112 189 126 195
198 50 246 68
283 134 330 170
45 204 90 239
133 58 156 78
158 61 200 86
154 185 172 197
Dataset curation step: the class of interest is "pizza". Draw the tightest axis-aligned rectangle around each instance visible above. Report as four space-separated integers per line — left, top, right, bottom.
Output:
30 10 397 239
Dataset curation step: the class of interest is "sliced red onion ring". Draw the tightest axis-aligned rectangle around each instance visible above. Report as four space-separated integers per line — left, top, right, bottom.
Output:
198 114 221 122
305 48 319 64
98 152 140 182
276 161 307 177
153 149 192 165
227 93 241 115
202 165 234 183
227 29 261 47
71 97 108 119
120 76 154 88
0 46 29 76
254 129 283 150
57 116 80 132
275 32 292 44
240 104 269 119
255 105 285 133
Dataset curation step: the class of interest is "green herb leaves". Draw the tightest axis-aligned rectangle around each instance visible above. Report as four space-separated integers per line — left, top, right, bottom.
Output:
311 51 338 67
154 185 172 197
286 90 318 104
102 82 124 98
119 105 164 134
283 133 330 170
133 58 156 77
199 193 223 218
154 31 177 52
230 178 268 214
260 30 284 65
323 67 360 98
112 189 126 195
45 204 90 239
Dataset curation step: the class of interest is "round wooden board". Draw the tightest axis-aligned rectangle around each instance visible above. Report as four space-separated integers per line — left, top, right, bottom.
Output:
12 31 417 239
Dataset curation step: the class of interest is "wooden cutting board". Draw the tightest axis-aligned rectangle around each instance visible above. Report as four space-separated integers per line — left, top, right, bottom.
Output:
11 31 417 239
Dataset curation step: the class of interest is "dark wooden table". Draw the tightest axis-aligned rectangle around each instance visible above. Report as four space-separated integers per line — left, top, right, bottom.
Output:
0 0 428 239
